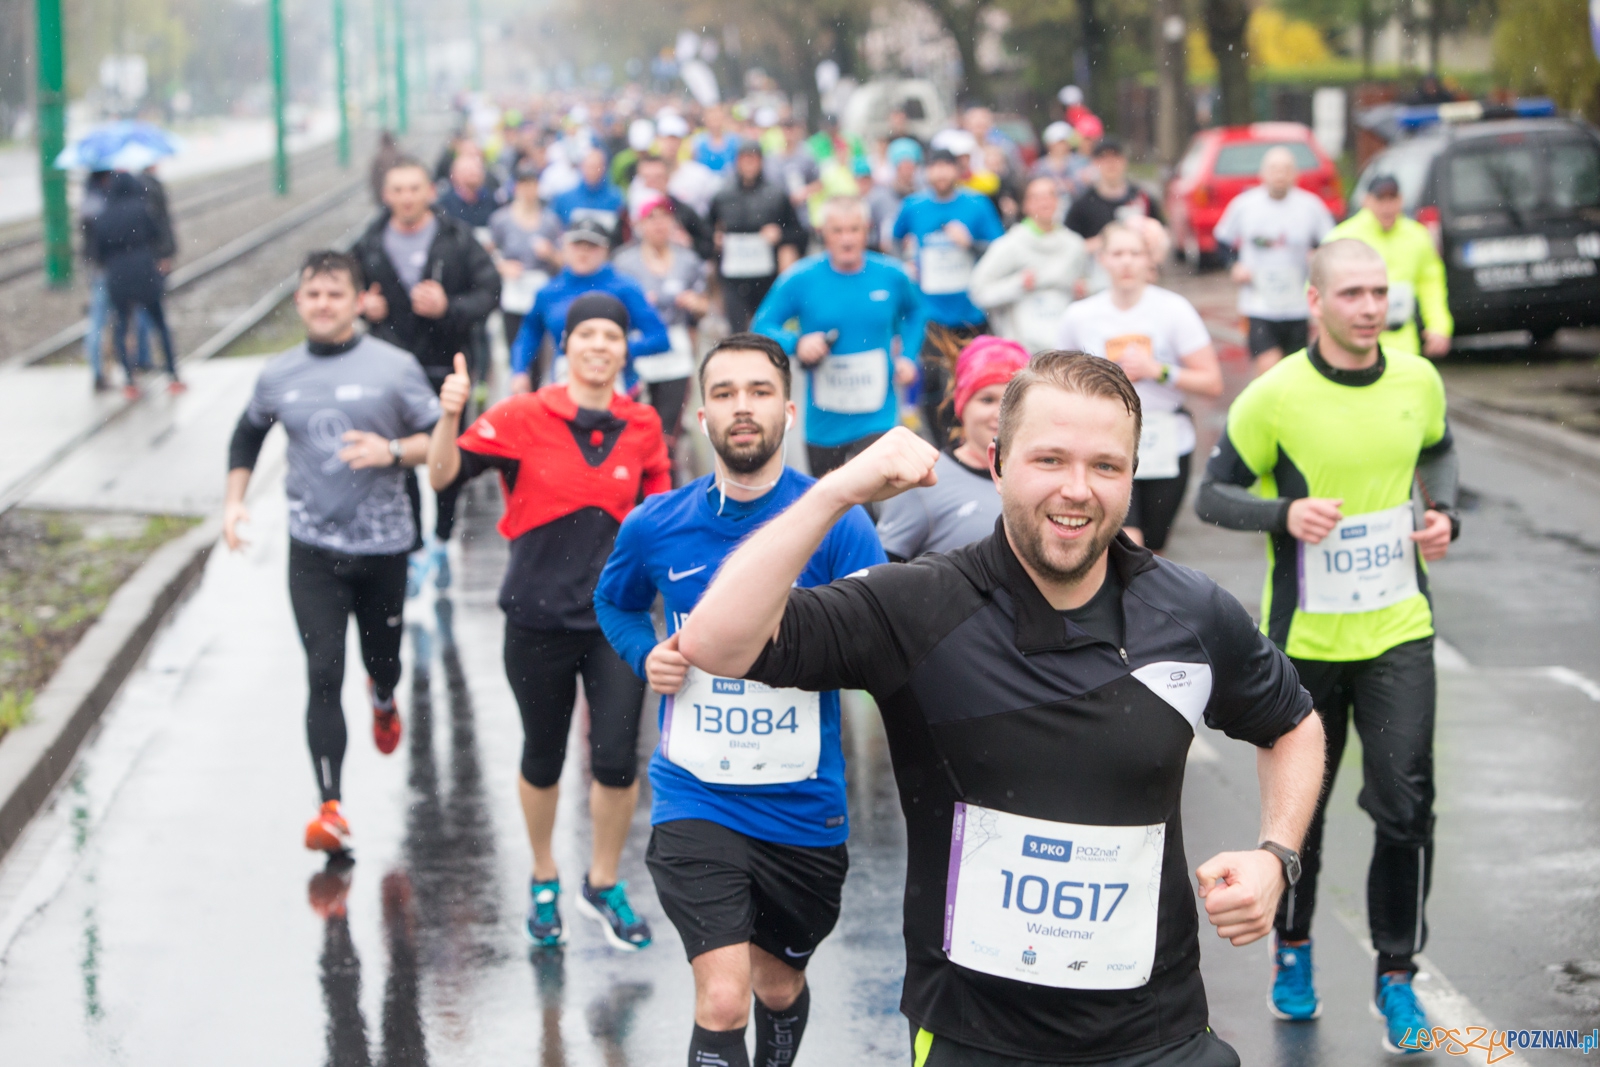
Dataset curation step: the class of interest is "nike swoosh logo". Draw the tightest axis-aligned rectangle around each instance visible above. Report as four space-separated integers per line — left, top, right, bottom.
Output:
783 947 814 958
667 565 707 582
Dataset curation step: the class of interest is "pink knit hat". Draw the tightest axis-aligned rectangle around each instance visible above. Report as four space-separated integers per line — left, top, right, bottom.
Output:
953 336 1030 420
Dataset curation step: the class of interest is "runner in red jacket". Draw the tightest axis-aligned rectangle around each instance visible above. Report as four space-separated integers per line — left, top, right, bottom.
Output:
427 291 670 952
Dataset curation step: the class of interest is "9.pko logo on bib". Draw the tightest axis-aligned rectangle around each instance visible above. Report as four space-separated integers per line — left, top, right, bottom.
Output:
1023 835 1072 862
712 679 745 695
1340 524 1368 539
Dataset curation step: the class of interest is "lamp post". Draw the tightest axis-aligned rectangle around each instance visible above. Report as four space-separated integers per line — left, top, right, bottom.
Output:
269 0 289 195
333 0 351 167
36 0 71 286
393 0 408 134
375 0 390 130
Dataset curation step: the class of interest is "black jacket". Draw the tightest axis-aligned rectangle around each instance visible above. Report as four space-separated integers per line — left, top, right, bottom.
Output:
748 523 1311 1059
93 173 165 307
353 210 501 379
707 176 806 269
668 194 716 262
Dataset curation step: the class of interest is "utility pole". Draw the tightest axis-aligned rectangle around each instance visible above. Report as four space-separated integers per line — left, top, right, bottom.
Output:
375 0 390 130
269 0 289 194
35 0 71 287
1154 0 1190 166
333 0 351 167
469 0 483 92
393 0 408 134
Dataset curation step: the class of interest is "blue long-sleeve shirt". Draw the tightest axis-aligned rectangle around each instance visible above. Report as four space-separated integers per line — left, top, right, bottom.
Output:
891 187 1004 327
510 264 670 376
751 252 926 448
595 471 886 847
550 179 625 233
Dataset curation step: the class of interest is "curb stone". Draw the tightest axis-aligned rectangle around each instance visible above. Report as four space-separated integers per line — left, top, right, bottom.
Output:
1447 394 1600 477
0 517 221 861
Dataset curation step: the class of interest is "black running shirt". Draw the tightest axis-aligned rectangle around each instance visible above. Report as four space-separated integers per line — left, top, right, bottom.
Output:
746 521 1311 1061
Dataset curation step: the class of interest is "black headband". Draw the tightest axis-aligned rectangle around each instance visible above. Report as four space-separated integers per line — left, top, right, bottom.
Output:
564 292 630 342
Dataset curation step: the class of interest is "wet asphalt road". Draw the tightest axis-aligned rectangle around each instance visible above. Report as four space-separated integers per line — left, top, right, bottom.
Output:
2 352 1600 1064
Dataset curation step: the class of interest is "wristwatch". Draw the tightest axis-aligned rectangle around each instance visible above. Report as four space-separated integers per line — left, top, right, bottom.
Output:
388 438 404 464
1156 363 1173 385
1434 505 1462 542
1258 841 1302 886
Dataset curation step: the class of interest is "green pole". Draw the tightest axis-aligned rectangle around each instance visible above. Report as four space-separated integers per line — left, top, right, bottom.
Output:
374 0 390 130
333 0 350 167
35 0 71 287
269 0 288 195
469 0 483 92
393 0 408 134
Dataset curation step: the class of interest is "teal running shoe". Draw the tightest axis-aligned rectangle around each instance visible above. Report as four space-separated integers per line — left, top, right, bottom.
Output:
1375 972 1430 1054
525 879 566 947
576 877 652 951
1269 938 1322 1020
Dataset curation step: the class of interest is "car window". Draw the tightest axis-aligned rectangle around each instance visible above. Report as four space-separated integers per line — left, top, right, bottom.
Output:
1213 142 1319 176
1549 140 1600 210
1447 146 1540 214
1356 144 1435 211
1178 141 1209 181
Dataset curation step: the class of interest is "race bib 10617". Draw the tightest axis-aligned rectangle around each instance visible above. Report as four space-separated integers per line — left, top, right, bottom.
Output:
943 803 1164 990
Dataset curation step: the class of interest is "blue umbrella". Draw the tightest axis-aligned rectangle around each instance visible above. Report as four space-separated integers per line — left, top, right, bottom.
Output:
54 121 181 170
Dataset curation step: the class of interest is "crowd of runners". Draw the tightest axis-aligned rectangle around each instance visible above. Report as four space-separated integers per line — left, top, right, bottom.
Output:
222 86 1462 1066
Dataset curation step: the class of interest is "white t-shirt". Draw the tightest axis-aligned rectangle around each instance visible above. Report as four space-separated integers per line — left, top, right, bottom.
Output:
1211 186 1334 321
1057 286 1213 456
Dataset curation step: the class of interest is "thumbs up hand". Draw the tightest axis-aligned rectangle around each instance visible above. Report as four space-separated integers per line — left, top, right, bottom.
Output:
439 352 472 418
361 282 388 322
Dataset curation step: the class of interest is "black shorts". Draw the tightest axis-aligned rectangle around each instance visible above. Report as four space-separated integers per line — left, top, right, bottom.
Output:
806 432 886 479
913 1027 1239 1067
646 818 848 966
1123 451 1192 552
1246 317 1308 359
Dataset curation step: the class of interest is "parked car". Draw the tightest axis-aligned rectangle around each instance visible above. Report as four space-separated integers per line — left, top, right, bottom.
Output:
1166 122 1346 266
840 79 950 145
1351 105 1600 343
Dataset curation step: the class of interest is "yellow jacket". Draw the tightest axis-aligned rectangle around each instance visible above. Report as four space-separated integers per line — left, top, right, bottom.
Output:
1327 208 1452 353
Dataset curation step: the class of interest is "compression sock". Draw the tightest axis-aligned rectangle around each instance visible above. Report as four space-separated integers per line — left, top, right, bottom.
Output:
754 984 810 1067
689 1023 750 1067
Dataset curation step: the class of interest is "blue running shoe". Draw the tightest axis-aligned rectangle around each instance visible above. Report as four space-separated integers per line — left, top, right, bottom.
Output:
1269 938 1322 1020
430 542 451 590
406 549 431 599
525 879 566 947
576 877 652 951
1375 972 1430 1054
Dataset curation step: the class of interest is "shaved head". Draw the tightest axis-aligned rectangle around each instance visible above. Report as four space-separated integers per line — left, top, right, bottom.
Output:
1309 238 1386 292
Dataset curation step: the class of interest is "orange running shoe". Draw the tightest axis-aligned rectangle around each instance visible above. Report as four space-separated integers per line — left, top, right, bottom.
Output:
305 799 352 853
369 679 402 755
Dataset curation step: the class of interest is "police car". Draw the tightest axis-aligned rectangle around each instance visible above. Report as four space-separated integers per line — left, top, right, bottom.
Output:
1353 100 1600 344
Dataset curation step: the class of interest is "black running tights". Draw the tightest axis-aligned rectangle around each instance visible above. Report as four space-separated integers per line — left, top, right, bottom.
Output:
288 540 408 802
503 623 645 790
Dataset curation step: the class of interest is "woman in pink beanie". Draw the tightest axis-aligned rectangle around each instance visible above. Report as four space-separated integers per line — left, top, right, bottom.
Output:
875 335 1029 560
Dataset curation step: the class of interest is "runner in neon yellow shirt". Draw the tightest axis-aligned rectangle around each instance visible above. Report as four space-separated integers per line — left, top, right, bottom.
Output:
1196 238 1461 1054
1326 175 1452 357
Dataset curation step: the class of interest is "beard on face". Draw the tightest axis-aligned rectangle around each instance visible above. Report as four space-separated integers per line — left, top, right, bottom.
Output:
1001 492 1123 587
710 414 784 475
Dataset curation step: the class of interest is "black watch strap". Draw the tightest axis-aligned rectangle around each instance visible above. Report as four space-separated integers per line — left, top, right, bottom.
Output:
1259 840 1302 886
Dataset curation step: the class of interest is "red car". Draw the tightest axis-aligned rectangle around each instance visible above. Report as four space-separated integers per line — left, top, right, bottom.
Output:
1166 123 1346 265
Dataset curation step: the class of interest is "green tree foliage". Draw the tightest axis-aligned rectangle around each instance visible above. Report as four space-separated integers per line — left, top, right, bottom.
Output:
1493 0 1600 120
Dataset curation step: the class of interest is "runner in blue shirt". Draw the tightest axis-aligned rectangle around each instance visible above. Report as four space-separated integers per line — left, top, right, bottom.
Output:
752 197 925 476
892 147 1006 442
549 147 626 241
595 332 885 1067
509 218 670 392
